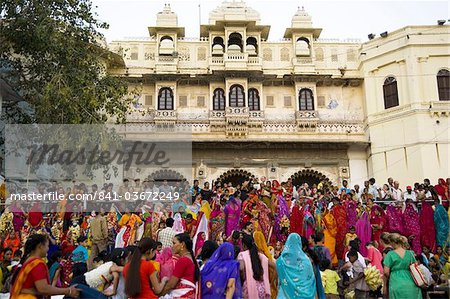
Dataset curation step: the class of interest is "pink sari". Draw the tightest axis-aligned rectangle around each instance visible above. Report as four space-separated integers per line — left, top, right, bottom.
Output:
156 247 175 279
345 200 358 229
386 205 404 234
419 201 436 252
403 203 421 254
356 211 372 257
224 198 241 237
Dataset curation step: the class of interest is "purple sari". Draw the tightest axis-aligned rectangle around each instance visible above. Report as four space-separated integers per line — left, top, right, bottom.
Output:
200 242 241 299
10 204 25 231
356 211 372 257
224 197 241 237
403 203 421 254
345 201 358 229
274 196 290 242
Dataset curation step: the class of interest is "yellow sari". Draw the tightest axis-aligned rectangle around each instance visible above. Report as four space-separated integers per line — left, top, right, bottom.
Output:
10 258 45 299
254 231 278 299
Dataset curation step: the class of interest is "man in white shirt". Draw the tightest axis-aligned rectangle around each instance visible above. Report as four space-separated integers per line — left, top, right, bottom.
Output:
403 186 417 201
391 181 403 201
354 184 363 202
158 218 177 248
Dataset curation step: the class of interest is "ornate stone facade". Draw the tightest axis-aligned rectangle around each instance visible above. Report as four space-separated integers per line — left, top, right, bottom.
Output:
109 1 450 187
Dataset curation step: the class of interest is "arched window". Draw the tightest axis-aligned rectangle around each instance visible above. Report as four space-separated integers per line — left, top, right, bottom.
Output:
158 87 174 110
159 36 174 55
383 77 399 109
246 37 258 56
228 32 243 52
296 37 310 56
248 88 260 111
229 84 245 107
212 37 224 55
437 69 450 101
298 88 314 111
213 88 226 110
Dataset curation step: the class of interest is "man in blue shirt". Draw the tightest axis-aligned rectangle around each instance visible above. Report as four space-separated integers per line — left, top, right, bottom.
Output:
72 236 88 277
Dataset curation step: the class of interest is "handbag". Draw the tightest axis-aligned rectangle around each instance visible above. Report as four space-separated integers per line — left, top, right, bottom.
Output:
408 251 428 288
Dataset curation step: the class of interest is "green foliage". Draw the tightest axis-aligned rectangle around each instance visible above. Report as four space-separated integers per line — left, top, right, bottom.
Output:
0 0 132 124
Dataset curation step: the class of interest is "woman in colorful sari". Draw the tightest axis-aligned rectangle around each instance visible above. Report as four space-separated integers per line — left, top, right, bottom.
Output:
402 201 421 254
276 233 316 299
209 200 225 242
419 197 436 252
290 201 304 236
434 197 449 247
284 180 294 210
118 210 143 248
435 178 449 209
242 194 272 241
238 234 273 299
355 211 372 257
160 233 199 299
273 195 290 243
261 181 273 210
303 201 316 241
271 180 283 197
156 247 175 280
345 199 358 230
10 201 26 232
370 205 386 251
254 231 278 299
201 242 241 299
322 209 338 266
10 234 80 299
331 199 347 260
385 203 404 234
224 197 241 238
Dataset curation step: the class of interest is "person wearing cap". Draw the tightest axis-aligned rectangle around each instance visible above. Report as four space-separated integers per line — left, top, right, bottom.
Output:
403 185 417 201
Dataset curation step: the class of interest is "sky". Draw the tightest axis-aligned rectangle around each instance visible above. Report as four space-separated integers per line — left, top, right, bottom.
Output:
91 0 449 42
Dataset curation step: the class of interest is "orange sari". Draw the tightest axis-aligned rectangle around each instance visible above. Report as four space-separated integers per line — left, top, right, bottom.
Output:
10 257 46 299
323 211 338 266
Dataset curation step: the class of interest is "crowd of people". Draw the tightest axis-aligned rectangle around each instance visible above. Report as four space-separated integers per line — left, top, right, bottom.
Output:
0 175 449 299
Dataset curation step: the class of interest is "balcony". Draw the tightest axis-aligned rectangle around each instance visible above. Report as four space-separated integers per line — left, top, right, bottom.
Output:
156 55 177 73
295 110 319 131
224 52 248 70
154 110 177 126
293 57 315 74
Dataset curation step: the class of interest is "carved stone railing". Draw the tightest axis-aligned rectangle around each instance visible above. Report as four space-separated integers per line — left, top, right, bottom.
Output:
225 53 246 60
295 110 319 131
211 56 224 64
153 110 177 126
429 101 450 117
209 110 225 118
158 56 175 62
297 57 313 64
247 56 261 64
226 107 249 116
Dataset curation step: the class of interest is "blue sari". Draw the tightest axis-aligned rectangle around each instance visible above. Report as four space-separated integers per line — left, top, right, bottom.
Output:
434 203 449 247
276 233 316 299
201 242 242 299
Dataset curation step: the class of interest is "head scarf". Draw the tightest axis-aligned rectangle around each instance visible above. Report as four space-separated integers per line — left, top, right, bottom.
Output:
195 231 206 256
201 242 241 299
276 233 316 299
254 231 273 261
199 200 212 220
355 211 372 257
155 247 174 279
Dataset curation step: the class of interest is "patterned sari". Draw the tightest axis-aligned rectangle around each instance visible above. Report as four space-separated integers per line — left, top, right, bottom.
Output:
386 205 404 234
345 200 358 229
370 205 386 251
331 203 347 259
403 203 421 254
209 201 225 242
274 196 290 243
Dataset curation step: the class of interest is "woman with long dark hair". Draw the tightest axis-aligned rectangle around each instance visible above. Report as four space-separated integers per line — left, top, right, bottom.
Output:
10 234 80 298
238 234 272 299
123 237 166 299
160 233 199 298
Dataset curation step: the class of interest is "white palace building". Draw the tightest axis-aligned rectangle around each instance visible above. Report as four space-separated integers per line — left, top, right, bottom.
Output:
106 0 450 187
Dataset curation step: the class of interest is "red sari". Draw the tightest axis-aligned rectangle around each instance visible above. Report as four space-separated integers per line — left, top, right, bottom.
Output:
420 201 436 252
290 204 304 236
331 203 347 259
370 205 386 251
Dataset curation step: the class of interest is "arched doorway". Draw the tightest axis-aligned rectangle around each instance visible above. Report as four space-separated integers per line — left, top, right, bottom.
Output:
215 169 254 187
290 169 333 190
148 169 185 184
